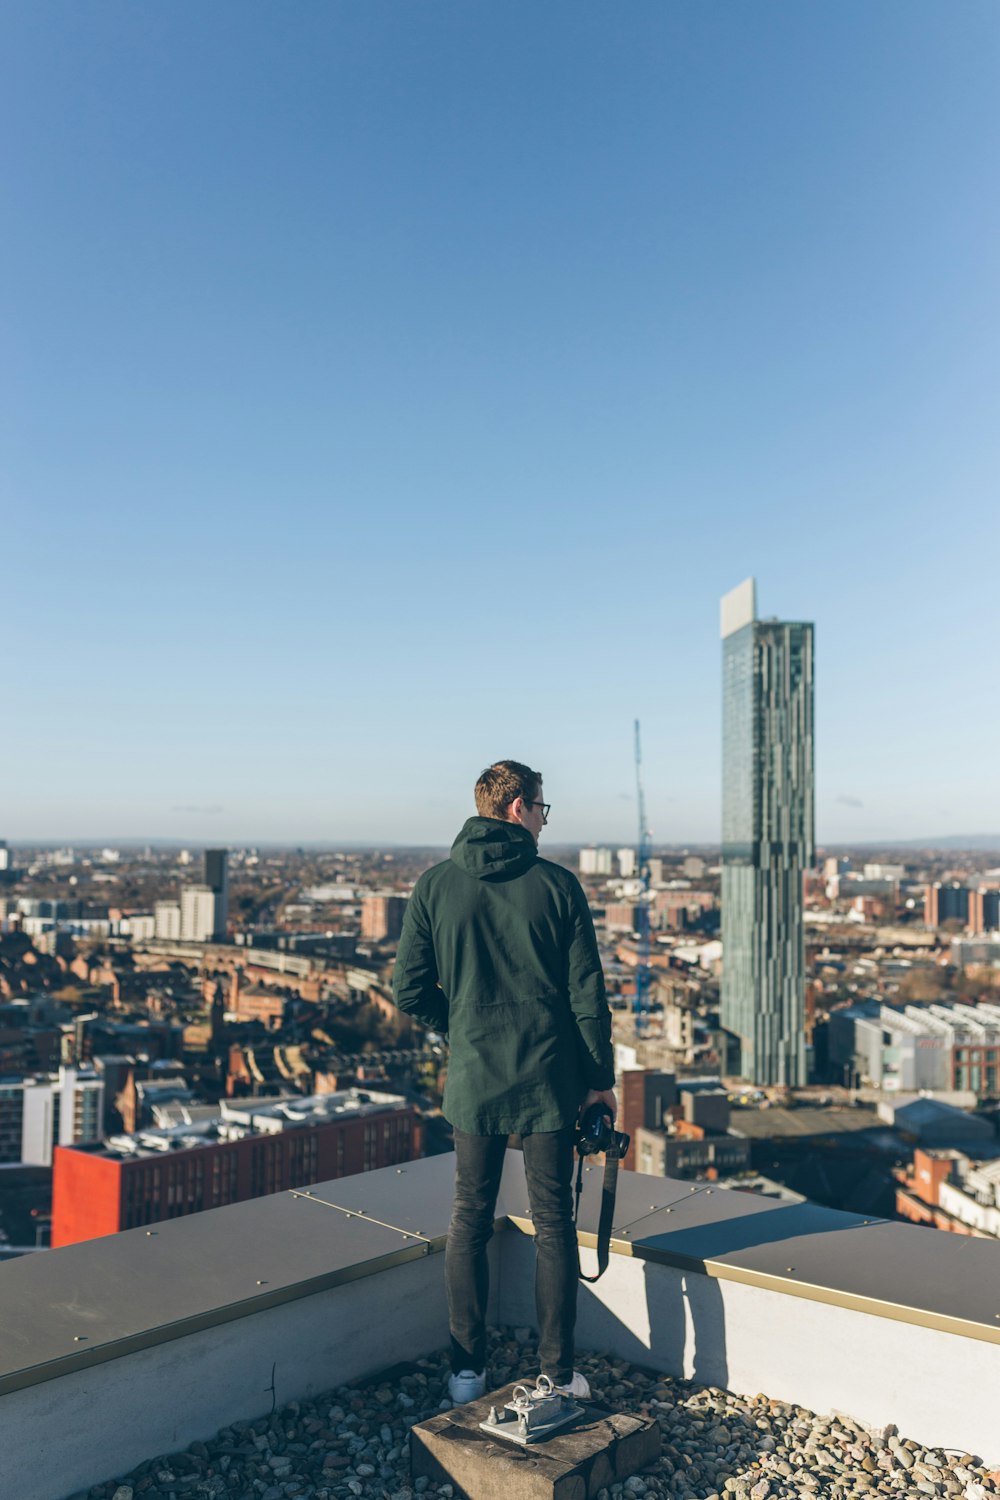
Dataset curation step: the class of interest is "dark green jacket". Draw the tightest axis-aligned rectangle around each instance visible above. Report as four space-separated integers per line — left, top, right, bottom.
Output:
392 817 615 1134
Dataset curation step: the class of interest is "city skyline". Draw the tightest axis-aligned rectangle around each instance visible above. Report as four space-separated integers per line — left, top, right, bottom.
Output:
4 4 998 844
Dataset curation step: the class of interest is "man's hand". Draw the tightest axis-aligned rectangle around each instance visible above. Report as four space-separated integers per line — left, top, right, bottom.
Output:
581 1088 618 1120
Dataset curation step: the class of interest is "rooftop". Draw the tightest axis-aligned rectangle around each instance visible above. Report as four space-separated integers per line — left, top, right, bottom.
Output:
66 1328 1000 1500
728 1107 883 1140
99 1087 412 1158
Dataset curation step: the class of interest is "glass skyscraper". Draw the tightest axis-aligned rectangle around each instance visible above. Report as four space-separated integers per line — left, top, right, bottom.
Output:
721 578 814 1086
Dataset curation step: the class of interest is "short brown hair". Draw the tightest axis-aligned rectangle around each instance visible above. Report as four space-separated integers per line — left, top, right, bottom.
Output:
474 760 542 820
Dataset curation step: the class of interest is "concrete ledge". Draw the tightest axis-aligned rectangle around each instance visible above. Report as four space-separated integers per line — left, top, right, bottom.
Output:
503 1156 1000 1347
0 1155 457 1398
499 1157 1000 1465
2 1254 457 1500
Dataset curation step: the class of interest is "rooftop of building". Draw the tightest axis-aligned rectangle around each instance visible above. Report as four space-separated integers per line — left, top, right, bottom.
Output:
883 1000 1000 1039
95 1086 413 1158
728 1106 884 1140
878 1095 997 1136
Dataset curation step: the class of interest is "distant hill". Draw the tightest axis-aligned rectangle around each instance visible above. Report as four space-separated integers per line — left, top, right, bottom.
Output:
821 835 1000 853
894 835 1000 852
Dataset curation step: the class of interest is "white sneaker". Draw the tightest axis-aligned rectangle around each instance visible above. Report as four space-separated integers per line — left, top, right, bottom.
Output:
550 1371 591 1400
448 1368 486 1403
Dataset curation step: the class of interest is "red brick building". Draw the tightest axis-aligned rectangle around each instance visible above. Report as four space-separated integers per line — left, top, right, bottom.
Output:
619 1069 678 1172
52 1089 422 1247
361 895 406 943
894 1148 973 1234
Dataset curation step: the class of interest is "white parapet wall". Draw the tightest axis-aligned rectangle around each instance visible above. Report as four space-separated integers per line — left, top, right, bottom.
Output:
500 1231 1000 1464
1 1246 476 1500
5 1153 1000 1499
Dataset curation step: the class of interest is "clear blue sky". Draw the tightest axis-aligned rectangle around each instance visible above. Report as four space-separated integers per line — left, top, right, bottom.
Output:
3 3 998 846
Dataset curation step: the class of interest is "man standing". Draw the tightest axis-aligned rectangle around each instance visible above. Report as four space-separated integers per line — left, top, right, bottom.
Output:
392 759 616 1403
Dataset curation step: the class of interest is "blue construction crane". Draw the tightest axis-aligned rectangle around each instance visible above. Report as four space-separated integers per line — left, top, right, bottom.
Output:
633 719 653 1037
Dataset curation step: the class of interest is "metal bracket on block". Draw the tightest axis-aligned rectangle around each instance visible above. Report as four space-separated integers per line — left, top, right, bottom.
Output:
478 1375 585 1445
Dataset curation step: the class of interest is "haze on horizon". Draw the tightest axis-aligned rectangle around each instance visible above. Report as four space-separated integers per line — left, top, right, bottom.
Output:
3 3 998 848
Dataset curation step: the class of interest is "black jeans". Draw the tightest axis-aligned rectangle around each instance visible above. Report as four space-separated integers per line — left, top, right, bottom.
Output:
446 1127 579 1385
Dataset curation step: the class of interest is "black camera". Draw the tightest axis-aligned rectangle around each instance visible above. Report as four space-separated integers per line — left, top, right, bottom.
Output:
575 1102 630 1160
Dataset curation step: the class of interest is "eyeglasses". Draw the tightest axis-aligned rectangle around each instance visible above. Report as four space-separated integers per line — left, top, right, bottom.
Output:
525 800 551 823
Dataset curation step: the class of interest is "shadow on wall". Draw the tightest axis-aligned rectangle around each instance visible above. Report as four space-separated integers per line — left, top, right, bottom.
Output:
574 1259 807 1492
575 1193 888 1389
577 1260 728 1390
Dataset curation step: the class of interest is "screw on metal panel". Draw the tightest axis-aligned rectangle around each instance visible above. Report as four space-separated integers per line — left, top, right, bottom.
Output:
345 1212 352 1218
396 1168 404 1174
145 1230 156 1236
74 1335 87 1342
706 1190 713 1195
256 1280 267 1286
786 1267 795 1273
665 1208 672 1213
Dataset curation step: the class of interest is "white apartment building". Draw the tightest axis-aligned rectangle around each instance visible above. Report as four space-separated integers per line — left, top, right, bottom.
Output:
154 901 182 941
21 1068 105 1166
617 848 637 878
125 914 156 942
180 886 218 943
579 847 614 877
939 1160 1000 1238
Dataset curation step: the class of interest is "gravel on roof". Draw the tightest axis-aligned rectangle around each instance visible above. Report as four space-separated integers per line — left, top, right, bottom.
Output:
73 1326 1000 1500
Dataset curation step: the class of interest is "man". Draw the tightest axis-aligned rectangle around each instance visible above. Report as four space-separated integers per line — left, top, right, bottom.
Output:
392 759 616 1403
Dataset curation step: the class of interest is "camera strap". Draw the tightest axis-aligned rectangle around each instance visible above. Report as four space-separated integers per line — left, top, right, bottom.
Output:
574 1142 623 1284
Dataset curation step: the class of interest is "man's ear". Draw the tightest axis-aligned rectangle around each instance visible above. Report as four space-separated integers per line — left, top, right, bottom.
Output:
507 797 525 825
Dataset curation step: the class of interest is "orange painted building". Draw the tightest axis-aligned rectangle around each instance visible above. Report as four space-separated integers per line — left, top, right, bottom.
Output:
894 1148 977 1235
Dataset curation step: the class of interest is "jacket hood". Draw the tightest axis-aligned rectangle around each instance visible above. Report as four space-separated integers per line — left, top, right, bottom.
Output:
450 817 538 881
